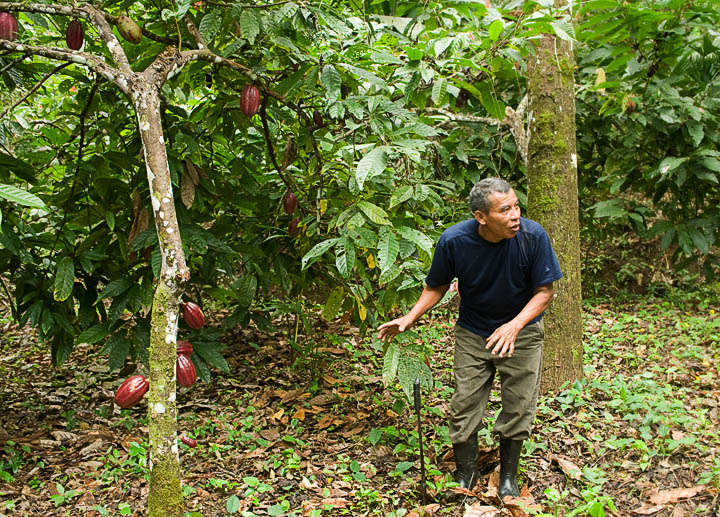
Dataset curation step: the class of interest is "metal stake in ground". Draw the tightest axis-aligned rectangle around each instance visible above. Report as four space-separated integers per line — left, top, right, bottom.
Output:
413 377 427 505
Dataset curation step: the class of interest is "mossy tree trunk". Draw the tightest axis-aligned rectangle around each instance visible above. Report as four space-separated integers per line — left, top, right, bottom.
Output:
133 84 187 517
526 0 583 394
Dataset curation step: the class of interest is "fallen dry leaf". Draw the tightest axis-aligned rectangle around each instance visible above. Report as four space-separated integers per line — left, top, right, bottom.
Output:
551 454 582 480
649 485 705 505
464 505 501 517
292 408 306 421
632 503 665 515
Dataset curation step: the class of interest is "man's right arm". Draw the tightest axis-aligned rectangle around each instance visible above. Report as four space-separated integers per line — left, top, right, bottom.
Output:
377 283 450 342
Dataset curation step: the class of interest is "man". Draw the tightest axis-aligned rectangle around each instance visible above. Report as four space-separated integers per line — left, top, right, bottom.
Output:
377 177 562 501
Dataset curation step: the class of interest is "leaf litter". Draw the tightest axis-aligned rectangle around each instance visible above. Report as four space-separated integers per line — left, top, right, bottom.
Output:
0 293 718 515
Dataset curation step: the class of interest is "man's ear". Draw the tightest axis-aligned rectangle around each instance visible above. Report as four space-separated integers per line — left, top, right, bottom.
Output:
473 210 486 225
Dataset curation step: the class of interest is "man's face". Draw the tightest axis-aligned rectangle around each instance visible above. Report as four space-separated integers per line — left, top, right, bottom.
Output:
473 189 521 242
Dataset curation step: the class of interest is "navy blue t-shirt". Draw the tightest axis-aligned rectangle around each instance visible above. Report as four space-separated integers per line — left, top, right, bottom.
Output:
425 217 562 337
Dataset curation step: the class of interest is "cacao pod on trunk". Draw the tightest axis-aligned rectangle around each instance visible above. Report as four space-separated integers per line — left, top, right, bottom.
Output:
0 12 18 41
66 20 84 50
313 110 323 126
240 84 260 116
288 217 300 237
182 301 205 329
282 191 298 215
117 15 142 44
114 375 149 408
177 340 194 357
180 435 197 448
176 354 197 388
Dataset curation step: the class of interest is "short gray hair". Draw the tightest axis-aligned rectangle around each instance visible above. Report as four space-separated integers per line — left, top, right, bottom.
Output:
469 177 512 213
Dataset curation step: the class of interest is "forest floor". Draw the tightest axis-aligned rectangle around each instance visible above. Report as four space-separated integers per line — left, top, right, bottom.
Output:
0 286 719 517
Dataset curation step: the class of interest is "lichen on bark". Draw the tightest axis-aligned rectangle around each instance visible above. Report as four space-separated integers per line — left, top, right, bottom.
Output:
526 2 583 394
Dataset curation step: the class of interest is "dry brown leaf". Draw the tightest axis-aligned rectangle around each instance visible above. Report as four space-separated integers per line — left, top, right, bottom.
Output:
316 414 344 430
183 158 200 186
180 170 195 209
632 503 665 515
272 408 285 420
551 454 582 480
79 438 105 456
280 388 307 404
51 430 77 442
464 505 501 517
292 408 306 421
259 428 279 442
127 191 146 246
320 497 347 508
339 423 365 438
323 374 341 385
649 485 705 505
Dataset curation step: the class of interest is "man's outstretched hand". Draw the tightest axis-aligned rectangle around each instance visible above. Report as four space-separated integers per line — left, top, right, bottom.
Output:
377 314 415 343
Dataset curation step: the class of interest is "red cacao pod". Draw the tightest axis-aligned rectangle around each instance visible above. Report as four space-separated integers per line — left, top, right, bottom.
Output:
117 15 141 44
0 12 18 41
182 301 205 329
114 375 149 408
177 340 193 357
288 217 300 237
282 191 298 215
180 435 197 448
240 84 260 117
313 110 323 126
176 354 197 388
66 19 84 50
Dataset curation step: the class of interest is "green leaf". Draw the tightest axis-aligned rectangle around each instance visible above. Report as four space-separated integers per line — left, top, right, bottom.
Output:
301 238 340 270
389 185 413 209
226 495 241 514
688 227 709 254
335 237 356 278
368 428 382 446
475 82 506 120
239 10 260 44
109 335 131 371
397 226 433 254
355 146 388 190
53 257 75 302
77 323 111 345
321 65 342 103
488 19 504 41
98 278 133 301
591 199 627 219
195 345 230 373
431 78 447 106
378 264 402 285
0 184 46 208
658 157 688 176
382 341 400 387
357 201 391 225
322 287 345 321
199 10 223 44
233 275 257 308
377 229 399 272
551 19 576 42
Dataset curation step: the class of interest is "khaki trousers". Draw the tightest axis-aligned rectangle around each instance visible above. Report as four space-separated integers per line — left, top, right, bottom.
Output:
449 321 544 444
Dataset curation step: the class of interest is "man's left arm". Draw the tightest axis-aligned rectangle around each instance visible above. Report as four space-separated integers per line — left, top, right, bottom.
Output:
485 283 555 358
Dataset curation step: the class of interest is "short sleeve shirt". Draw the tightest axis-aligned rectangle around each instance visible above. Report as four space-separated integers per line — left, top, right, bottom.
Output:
425 217 563 337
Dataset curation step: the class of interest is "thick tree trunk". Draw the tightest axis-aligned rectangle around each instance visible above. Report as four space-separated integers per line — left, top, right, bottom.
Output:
133 84 186 517
526 12 583 393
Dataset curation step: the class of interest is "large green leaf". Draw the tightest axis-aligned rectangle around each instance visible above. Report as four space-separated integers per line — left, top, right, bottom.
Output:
321 64 342 103
382 341 400 387
322 287 345 321
355 147 388 191
357 201 391 225
0 184 45 208
377 229 399 273
53 257 75 302
199 10 224 44
335 237 356 278
301 238 340 270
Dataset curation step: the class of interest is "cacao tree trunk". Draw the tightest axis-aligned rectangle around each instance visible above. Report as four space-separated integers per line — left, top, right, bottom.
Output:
526 0 583 393
133 83 186 517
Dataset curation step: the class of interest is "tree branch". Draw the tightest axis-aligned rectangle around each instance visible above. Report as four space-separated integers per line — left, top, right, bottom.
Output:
0 40 127 95
0 62 71 120
0 52 30 74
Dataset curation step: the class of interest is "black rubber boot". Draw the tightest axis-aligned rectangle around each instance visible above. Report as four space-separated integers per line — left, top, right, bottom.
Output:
498 438 523 500
445 433 478 502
